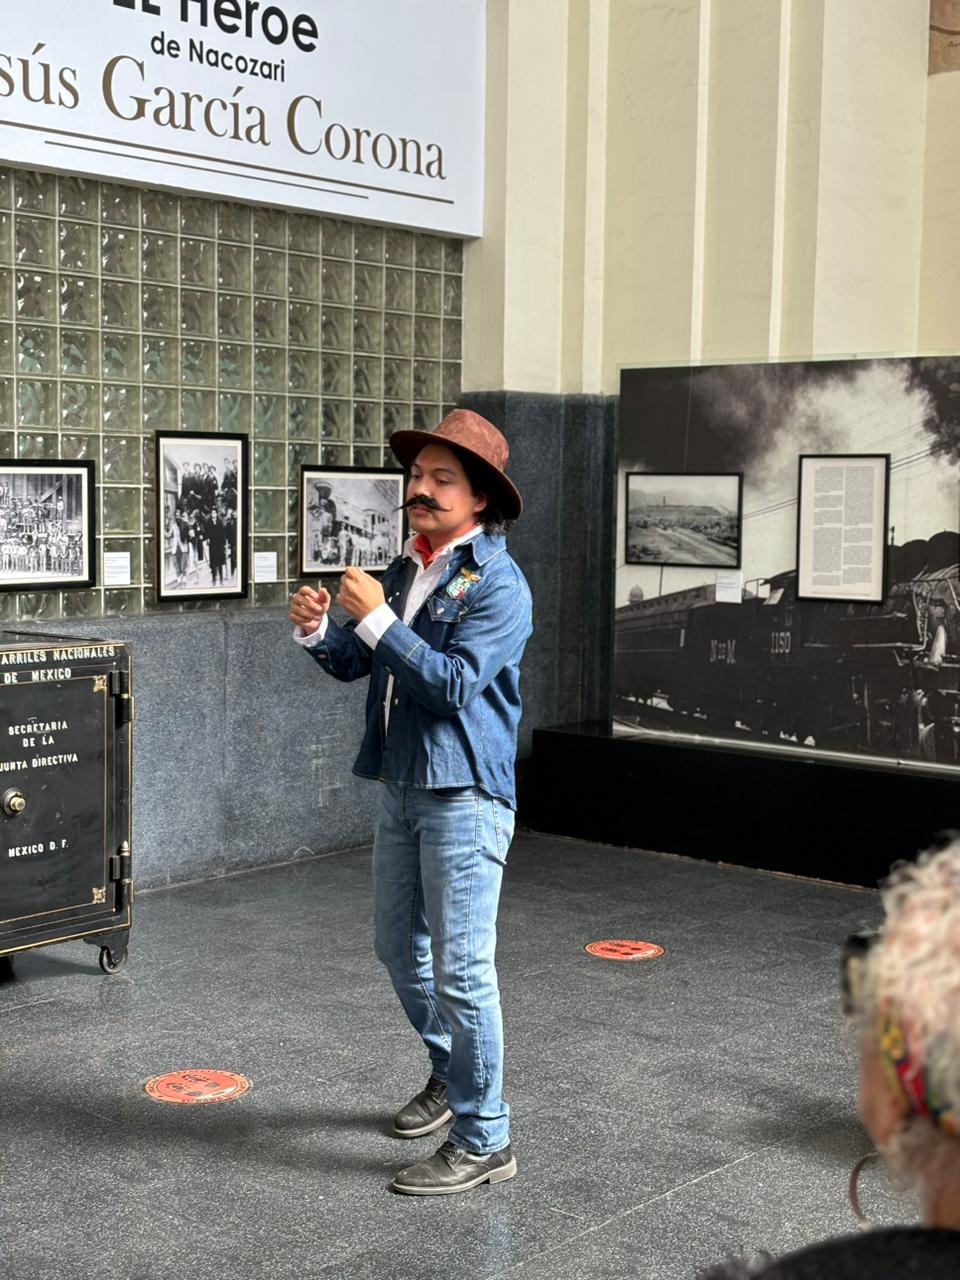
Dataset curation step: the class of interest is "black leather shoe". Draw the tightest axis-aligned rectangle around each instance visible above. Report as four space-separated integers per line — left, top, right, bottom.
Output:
390 1140 517 1195
391 1075 453 1139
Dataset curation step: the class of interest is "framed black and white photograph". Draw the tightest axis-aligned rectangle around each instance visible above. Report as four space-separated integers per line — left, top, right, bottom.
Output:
155 432 248 602
625 472 743 568
298 466 404 575
0 460 96 591
796 453 890 604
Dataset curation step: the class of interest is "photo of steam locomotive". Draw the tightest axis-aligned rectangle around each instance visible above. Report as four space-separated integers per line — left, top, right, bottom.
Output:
614 530 960 764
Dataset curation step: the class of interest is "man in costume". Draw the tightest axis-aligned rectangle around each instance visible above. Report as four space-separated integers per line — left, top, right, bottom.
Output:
289 409 531 1195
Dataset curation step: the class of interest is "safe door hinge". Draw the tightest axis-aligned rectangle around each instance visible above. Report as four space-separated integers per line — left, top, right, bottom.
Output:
108 669 135 724
109 840 133 909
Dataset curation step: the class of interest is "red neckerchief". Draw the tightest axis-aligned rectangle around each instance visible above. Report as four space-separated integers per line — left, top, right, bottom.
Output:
412 533 440 566
413 530 476 568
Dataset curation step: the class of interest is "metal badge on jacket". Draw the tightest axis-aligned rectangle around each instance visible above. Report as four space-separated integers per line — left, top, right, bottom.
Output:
446 568 480 601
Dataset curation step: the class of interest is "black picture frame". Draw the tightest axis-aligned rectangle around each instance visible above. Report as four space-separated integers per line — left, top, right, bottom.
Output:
298 465 405 577
155 431 249 603
795 453 890 605
0 459 96 592
624 471 743 569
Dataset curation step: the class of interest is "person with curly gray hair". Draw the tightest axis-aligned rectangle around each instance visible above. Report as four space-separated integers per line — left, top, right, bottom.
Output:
699 836 960 1279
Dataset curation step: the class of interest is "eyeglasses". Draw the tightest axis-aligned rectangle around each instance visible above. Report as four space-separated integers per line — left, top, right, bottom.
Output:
841 828 960 1016
842 930 879 1016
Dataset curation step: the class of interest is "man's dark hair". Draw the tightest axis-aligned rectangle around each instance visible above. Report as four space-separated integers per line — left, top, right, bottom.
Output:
454 447 515 536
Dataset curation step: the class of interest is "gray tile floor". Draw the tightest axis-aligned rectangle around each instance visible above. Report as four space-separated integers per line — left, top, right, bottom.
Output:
0 835 916 1280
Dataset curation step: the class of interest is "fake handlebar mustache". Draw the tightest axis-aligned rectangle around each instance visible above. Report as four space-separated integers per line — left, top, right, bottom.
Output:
396 494 452 513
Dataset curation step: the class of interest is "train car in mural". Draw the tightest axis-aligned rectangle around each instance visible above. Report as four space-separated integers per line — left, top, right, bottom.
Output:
614 531 960 765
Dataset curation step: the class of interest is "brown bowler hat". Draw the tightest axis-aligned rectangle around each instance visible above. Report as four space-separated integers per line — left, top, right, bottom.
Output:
389 409 523 520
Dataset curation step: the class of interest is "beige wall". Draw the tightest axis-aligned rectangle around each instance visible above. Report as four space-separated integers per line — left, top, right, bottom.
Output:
464 0 949 397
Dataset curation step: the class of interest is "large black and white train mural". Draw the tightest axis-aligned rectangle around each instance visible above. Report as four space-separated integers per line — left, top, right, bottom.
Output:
615 358 960 768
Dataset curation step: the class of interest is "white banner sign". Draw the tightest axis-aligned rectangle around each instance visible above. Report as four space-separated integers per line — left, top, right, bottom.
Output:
0 0 485 235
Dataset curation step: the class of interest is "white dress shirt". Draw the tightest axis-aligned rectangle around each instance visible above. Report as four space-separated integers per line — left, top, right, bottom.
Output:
293 526 483 729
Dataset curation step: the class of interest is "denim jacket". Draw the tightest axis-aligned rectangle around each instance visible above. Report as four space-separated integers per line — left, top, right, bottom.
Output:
306 532 532 808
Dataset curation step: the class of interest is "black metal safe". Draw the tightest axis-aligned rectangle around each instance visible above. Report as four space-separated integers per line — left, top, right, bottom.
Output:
0 632 132 973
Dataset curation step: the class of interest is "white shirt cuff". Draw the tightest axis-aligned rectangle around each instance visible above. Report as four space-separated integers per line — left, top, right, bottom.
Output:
292 613 328 647
355 602 398 650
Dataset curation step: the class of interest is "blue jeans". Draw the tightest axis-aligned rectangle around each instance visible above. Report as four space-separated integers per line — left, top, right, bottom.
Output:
373 782 515 1155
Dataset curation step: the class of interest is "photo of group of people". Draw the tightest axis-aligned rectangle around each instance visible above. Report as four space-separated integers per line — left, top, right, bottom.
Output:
157 434 247 601
0 462 94 590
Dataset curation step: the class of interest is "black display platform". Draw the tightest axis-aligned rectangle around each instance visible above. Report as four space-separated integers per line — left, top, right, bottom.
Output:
524 721 959 887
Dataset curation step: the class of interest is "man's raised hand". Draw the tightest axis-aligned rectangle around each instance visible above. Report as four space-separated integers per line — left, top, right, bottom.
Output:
337 566 386 621
289 584 331 636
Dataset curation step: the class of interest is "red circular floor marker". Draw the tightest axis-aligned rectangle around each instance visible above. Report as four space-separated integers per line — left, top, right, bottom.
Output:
585 939 664 961
144 1070 251 1104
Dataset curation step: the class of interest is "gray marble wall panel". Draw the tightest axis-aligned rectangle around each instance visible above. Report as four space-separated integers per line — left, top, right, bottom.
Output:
460 392 616 740
8 391 614 887
560 395 617 721
10 612 377 891
222 613 378 870
120 614 226 887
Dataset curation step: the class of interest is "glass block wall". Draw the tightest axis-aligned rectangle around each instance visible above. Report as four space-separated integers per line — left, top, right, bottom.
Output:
0 166 464 620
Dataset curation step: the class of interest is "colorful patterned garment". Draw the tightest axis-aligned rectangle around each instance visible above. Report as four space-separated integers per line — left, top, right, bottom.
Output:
877 1004 960 1139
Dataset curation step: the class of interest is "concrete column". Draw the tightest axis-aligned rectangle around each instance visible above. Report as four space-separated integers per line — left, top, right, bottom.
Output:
700 0 785 361
601 0 703 386
560 0 609 394
918 71 960 352
811 0 928 355
462 0 571 395
778 0 825 358
462 0 510 393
